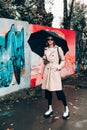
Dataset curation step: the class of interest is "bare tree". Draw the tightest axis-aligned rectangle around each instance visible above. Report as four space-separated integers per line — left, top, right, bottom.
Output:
63 0 75 29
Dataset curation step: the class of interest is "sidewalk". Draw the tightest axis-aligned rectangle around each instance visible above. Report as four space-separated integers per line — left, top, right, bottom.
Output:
0 72 87 130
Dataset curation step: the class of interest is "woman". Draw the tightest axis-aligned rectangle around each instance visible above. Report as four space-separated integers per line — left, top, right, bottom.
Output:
42 36 70 119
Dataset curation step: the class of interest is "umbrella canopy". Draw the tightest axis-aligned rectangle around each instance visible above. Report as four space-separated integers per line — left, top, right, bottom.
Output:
28 30 69 57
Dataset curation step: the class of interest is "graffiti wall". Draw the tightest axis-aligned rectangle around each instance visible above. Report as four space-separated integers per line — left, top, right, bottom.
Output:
0 20 76 95
76 31 87 72
29 24 76 88
0 18 31 96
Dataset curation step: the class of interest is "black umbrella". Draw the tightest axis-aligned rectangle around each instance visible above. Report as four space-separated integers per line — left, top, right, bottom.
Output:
28 30 69 57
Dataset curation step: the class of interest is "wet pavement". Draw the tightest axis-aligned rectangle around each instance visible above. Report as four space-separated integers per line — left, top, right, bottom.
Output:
0 73 87 130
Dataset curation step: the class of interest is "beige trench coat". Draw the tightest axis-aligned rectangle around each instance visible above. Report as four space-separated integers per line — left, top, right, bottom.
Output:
42 45 65 91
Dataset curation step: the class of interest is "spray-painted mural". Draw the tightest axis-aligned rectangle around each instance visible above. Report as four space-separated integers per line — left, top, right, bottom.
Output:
0 24 25 87
0 18 31 96
76 31 87 72
0 19 76 95
29 24 76 88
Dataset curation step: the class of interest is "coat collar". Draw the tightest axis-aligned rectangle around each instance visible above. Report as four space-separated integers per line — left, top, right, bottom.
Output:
45 45 58 50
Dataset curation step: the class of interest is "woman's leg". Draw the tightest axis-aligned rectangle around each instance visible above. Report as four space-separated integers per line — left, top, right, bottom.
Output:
45 90 52 105
56 90 67 106
44 90 53 117
56 90 70 119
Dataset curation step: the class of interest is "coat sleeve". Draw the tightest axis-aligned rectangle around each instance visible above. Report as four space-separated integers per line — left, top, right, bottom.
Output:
57 47 65 70
43 48 48 65
43 48 47 59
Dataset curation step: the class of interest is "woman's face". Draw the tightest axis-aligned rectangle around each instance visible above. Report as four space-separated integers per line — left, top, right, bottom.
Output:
47 36 54 46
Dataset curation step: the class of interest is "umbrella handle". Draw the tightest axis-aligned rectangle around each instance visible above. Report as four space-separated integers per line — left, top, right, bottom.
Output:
43 55 46 60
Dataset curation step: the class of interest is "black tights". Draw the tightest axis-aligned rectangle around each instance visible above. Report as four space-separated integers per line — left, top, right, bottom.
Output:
45 90 67 107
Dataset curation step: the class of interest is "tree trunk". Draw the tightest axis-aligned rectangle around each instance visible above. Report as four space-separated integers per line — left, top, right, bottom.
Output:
63 0 75 29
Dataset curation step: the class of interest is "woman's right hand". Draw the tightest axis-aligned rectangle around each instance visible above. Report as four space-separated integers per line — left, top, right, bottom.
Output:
43 55 47 60
43 55 49 65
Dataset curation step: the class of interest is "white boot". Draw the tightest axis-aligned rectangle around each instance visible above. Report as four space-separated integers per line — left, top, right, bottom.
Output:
63 106 70 119
44 105 53 118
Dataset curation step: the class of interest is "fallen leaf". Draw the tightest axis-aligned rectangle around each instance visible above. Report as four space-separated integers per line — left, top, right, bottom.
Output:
10 123 14 126
69 102 73 106
6 128 10 130
48 128 51 130
73 106 79 110
54 116 60 119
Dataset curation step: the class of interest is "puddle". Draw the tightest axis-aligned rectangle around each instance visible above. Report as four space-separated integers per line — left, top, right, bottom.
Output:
0 111 14 117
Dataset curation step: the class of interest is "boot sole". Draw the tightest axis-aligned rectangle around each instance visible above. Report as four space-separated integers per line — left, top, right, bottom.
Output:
62 112 70 120
44 111 53 118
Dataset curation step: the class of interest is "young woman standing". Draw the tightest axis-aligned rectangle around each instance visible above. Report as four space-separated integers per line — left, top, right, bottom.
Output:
42 36 70 119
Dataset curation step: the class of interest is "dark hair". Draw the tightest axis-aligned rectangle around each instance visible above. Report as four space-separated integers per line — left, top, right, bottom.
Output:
46 36 55 47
